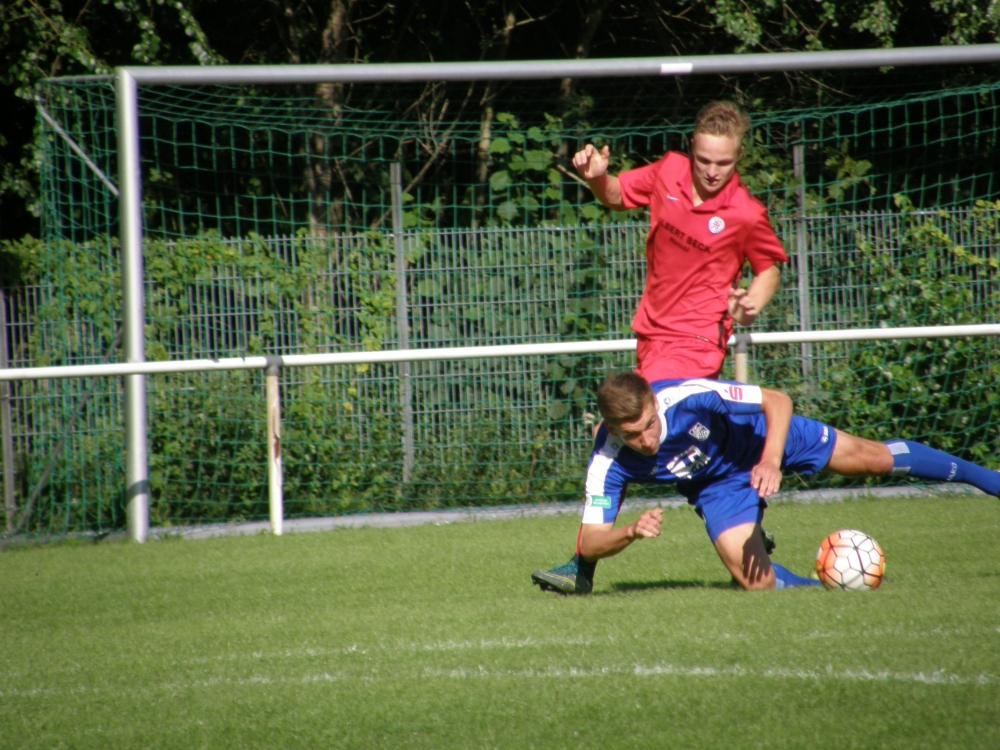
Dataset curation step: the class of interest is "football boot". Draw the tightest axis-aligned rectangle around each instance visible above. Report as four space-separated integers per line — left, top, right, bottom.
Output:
531 554 596 594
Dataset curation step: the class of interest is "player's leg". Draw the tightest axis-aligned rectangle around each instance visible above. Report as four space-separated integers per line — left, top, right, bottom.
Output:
698 474 820 590
713 521 774 590
531 527 596 594
828 429 1000 497
713 522 819 590
825 430 893 475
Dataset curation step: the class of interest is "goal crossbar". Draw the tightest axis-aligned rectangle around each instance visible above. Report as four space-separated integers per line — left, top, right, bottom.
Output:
112 44 1000 86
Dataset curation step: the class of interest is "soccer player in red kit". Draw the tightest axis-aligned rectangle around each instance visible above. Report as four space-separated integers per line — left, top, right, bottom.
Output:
571 101 787 381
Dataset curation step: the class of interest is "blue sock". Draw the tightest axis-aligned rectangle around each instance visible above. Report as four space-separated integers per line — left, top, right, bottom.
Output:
772 563 822 589
885 440 1000 497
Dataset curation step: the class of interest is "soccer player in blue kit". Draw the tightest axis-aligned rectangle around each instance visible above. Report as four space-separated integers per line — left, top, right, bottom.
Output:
532 372 1000 593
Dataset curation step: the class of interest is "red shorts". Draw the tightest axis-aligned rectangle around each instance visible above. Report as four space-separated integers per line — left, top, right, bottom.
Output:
635 336 726 381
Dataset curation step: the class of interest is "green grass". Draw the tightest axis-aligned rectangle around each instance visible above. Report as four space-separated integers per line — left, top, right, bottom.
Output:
2 494 1000 749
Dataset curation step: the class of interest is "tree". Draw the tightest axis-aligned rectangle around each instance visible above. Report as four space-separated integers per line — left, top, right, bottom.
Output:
0 0 221 244
4 1 1000 245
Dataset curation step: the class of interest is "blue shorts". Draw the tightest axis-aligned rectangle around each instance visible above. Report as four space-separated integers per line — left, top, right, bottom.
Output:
689 416 836 542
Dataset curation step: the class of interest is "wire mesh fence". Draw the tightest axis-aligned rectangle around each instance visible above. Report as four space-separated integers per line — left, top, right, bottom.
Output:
33 75 1000 243
3 211 998 534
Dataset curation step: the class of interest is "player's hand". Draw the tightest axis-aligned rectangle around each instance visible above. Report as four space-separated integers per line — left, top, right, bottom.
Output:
750 457 783 498
572 144 610 181
630 507 663 541
727 287 760 326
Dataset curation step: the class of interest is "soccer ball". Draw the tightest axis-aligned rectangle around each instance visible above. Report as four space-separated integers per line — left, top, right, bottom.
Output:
815 529 885 591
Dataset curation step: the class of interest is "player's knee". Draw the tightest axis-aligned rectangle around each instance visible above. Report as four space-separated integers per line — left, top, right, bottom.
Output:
857 438 894 475
831 430 893 476
870 441 894 475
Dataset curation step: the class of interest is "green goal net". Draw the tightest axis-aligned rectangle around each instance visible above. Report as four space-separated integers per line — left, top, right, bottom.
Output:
3 71 998 535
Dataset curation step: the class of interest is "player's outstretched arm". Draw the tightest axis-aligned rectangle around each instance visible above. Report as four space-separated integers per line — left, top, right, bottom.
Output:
728 263 781 326
577 507 663 561
572 144 625 210
750 387 793 498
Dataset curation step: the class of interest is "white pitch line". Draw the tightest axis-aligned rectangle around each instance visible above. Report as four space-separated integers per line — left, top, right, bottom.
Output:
3 661 996 700
198 635 604 664
424 662 998 686
193 624 997 665
6 625 996 688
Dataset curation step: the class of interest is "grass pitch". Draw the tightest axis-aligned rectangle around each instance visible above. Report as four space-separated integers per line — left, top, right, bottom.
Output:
2 494 999 749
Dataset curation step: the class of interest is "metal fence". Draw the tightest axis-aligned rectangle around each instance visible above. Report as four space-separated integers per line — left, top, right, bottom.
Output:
2 209 999 534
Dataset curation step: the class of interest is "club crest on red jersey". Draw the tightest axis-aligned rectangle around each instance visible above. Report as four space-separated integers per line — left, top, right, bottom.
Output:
708 216 725 234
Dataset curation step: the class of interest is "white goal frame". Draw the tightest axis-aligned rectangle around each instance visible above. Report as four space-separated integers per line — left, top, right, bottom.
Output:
22 44 1000 540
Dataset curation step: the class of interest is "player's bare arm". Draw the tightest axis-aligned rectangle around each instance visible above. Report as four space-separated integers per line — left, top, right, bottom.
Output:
572 144 625 210
578 507 663 561
750 387 793 498
728 263 781 326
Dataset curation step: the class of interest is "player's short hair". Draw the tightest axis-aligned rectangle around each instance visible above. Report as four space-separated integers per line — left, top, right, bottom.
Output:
597 373 655 428
693 101 751 142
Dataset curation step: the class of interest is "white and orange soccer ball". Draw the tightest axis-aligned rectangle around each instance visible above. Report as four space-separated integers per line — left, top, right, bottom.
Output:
815 529 885 591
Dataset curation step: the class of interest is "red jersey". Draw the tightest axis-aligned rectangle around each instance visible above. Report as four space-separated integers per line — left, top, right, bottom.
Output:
618 151 787 348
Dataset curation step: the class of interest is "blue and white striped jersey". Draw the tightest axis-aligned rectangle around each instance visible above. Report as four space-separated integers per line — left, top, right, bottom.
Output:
582 379 768 525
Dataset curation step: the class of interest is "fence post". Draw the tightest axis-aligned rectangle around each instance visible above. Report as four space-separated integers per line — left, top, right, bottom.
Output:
0 290 15 532
734 334 750 383
390 163 415 483
793 143 813 381
266 358 283 536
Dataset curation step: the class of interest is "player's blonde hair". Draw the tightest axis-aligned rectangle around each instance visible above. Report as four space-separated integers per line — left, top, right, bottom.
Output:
693 101 751 142
597 373 655 428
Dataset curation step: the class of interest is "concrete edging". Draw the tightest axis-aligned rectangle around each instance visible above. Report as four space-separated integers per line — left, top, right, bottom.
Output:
146 482 986 541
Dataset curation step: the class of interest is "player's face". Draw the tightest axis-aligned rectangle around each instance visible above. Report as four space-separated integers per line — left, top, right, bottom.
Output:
690 133 742 202
611 398 661 456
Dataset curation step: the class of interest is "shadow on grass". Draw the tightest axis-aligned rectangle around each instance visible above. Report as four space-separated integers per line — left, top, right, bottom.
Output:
602 579 735 594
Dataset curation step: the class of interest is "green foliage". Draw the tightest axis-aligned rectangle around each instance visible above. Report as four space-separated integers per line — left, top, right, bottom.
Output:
0 0 224 231
6 195 999 532
739 133 877 215
481 112 593 228
823 141 874 203
8 228 616 531
753 197 1000 474
0 235 45 286
8 0 1000 242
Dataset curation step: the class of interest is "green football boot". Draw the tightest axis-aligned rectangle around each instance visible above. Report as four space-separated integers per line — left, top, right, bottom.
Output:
762 527 777 556
531 554 596 595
